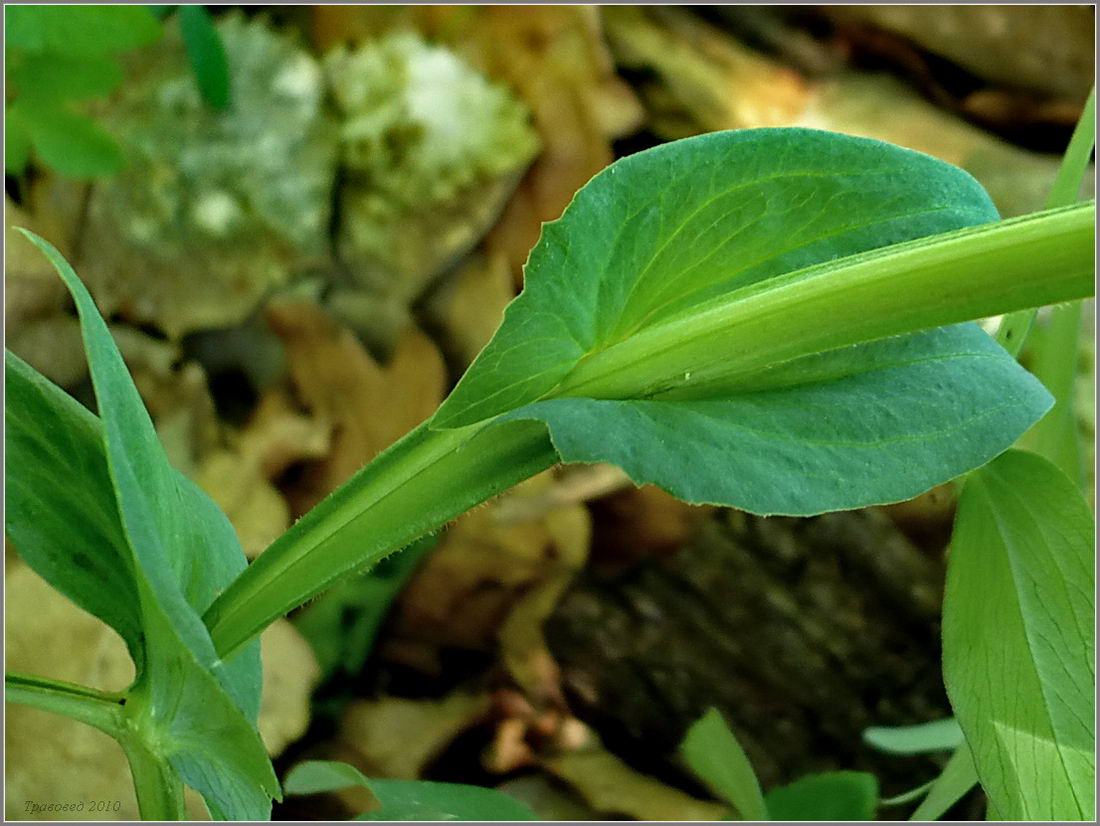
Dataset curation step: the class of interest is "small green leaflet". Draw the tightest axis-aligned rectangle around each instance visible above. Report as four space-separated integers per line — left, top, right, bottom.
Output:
943 450 1095 820
6 232 278 819
284 760 539 821
908 744 978 821
4 6 158 177
863 718 963 755
431 129 1052 516
179 5 231 109
764 771 878 821
680 707 766 820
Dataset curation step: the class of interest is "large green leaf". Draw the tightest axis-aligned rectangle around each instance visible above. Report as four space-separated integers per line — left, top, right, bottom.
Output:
15 102 125 178
943 450 1095 820
9 231 278 819
5 353 144 665
283 760 539 821
764 771 878 820
431 129 1052 515
8 53 125 104
5 6 161 55
503 324 1049 514
680 707 766 820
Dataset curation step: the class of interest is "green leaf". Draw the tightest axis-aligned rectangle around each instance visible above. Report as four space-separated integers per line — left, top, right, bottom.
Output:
8 53 125 104
1020 302 1086 486
764 771 878 821
503 324 1050 515
943 450 1095 820
19 103 125 178
863 718 963 755
148 5 178 21
11 231 278 819
431 129 1057 515
436 129 1000 428
5 104 32 174
357 780 540 822
908 744 979 821
5 6 161 55
284 760 540 821
179 5 230 109
5 352 145 666
680 707 766 820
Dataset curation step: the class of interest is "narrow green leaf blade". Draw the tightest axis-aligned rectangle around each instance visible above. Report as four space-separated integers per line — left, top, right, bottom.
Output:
764 771 878 821
435 128 1000 429
504 324 1050 515
179 5 230 109
864 718 963 755
284 761 539 821
680 707 766 820
909 744 979 821
943 450 1095 820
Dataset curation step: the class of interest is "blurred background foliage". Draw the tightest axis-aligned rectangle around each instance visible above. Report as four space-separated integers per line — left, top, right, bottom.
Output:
5 5 1094 820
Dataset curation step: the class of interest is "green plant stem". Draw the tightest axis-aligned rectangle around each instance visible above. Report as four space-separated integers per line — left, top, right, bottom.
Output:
1019 302 1085 484
204 418 557 660
205 203 1093 661
556 203 1095 400
118 736 188 820
6 672 186 818
996 87 1095 356
5 671 124 734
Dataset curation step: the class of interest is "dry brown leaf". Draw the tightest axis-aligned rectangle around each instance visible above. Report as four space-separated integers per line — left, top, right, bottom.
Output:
602 5 809 140
589 485 715 573
498 500 590 706
258 619 321 757
823 5 1095 102
423 248 516 371
339 692 491 780
385 472 589 677
195 390 330 558
265 301 445 515
542 735 727 821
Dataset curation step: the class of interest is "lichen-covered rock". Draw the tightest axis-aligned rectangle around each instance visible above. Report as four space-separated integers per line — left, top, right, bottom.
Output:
324 31 540 349
79 13 339 338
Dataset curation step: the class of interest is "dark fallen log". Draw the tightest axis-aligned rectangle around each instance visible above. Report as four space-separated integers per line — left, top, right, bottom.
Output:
545 506 956 798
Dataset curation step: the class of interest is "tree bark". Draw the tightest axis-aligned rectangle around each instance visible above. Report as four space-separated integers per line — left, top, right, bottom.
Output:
545 506 953 796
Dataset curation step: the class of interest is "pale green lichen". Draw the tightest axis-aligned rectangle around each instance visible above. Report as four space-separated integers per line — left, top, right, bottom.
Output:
323 31 540 348
327 30 540 209
80 13 338 337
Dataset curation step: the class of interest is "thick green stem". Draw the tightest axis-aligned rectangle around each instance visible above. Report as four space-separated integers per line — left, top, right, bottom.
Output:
205 202 1093 661
555 203 1095 400
119 736 187 820
5 671 124 734
204 418 557 660
996 87 1095 355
